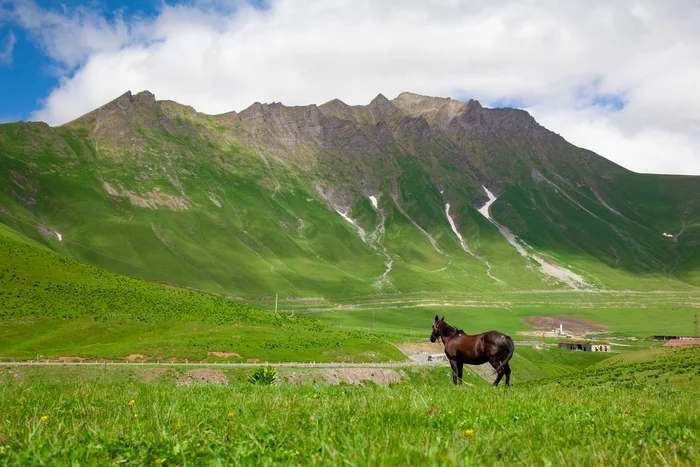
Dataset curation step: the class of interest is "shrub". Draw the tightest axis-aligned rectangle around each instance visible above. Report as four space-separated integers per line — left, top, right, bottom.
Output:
248 366 277 385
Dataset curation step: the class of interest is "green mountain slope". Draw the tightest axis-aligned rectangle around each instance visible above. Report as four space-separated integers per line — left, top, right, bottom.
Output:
0 222 401 361
1 91 698 298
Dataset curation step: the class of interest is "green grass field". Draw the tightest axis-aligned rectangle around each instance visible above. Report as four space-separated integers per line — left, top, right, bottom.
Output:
261 290 700 342
3 218 697 363
0 346 698 465
0 216 402 363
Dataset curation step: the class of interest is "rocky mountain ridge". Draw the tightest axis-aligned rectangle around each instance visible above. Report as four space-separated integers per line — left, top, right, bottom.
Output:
1 90 698 297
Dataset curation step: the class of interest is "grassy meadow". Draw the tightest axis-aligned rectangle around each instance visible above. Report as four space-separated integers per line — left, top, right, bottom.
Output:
1 215 699 465
0 346 698 465
263 290 700 341
2 217 698 363
0 217 401 363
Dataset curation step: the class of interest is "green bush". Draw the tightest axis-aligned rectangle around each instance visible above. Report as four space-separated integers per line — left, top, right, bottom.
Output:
248 366 277 385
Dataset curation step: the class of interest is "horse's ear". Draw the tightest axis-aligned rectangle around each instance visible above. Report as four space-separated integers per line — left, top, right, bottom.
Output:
441 316 445 321
435 315 439 322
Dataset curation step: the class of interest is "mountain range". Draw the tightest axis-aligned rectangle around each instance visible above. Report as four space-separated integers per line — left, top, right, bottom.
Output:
1 90 698 298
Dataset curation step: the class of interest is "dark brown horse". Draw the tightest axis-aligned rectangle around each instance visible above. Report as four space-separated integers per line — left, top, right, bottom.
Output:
430 316 514 386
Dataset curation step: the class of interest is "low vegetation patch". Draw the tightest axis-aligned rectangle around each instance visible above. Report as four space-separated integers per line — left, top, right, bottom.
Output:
248 366 277 386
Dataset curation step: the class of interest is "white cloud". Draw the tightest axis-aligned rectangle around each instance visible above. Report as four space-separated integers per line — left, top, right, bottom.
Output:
530 106 700 176
7 1 134 68
0 30 16 65
11 0 700 174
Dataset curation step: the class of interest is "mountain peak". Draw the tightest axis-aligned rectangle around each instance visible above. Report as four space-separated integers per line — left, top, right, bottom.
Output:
465 98 482 110
393 92 466 127
369 93 394 109
103 91 135 112
321 98 349 108
72 90 159 121
238 102 266 123
319 98 352 119
395 91 452 102
135 90 156 104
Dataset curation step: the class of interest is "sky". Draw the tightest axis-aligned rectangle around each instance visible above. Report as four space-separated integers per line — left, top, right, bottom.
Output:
1 0 699 175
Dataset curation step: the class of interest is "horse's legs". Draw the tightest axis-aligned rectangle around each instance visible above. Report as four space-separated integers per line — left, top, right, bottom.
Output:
490 359 504 387
457 362 464 385
449 359 459 385
504 363 512 387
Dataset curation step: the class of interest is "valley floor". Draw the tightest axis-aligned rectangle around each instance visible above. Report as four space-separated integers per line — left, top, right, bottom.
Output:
3 289 695 363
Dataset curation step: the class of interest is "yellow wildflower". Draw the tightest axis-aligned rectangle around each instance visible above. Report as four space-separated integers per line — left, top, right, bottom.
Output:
227 412 235 417
133 413 138 418
40 416 48 422
643 388 647 391
313 394 318 399
448 410 453 415
465 429 475 437
128 399 136 406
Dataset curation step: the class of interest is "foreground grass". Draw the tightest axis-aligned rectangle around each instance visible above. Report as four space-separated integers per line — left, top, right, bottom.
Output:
1 348 698 465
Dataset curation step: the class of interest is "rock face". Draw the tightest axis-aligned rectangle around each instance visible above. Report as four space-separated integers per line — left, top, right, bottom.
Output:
0 90 699 298
76 90 159 125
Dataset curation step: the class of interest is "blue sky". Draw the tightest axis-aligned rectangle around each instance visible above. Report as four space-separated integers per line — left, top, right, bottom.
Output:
0 0 161 121
0 0 274 122
0 0 698 175
1 25 51 121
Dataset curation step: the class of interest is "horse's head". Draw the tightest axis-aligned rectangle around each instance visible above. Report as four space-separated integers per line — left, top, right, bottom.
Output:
430 315 445 343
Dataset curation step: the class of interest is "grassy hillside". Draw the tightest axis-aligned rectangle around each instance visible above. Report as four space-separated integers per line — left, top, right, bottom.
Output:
0 222 402 362
541 345 700 388
1 91 698 300
0 344 697 465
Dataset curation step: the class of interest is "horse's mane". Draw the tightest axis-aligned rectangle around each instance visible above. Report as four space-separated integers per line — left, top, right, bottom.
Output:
440 320 465 337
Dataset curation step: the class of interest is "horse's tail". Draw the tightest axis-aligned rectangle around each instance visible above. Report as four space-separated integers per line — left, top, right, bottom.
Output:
495 335 514 373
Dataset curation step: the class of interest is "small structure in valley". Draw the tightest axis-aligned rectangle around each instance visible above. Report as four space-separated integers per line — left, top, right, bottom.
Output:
558 342 610 352
542 324 571 338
